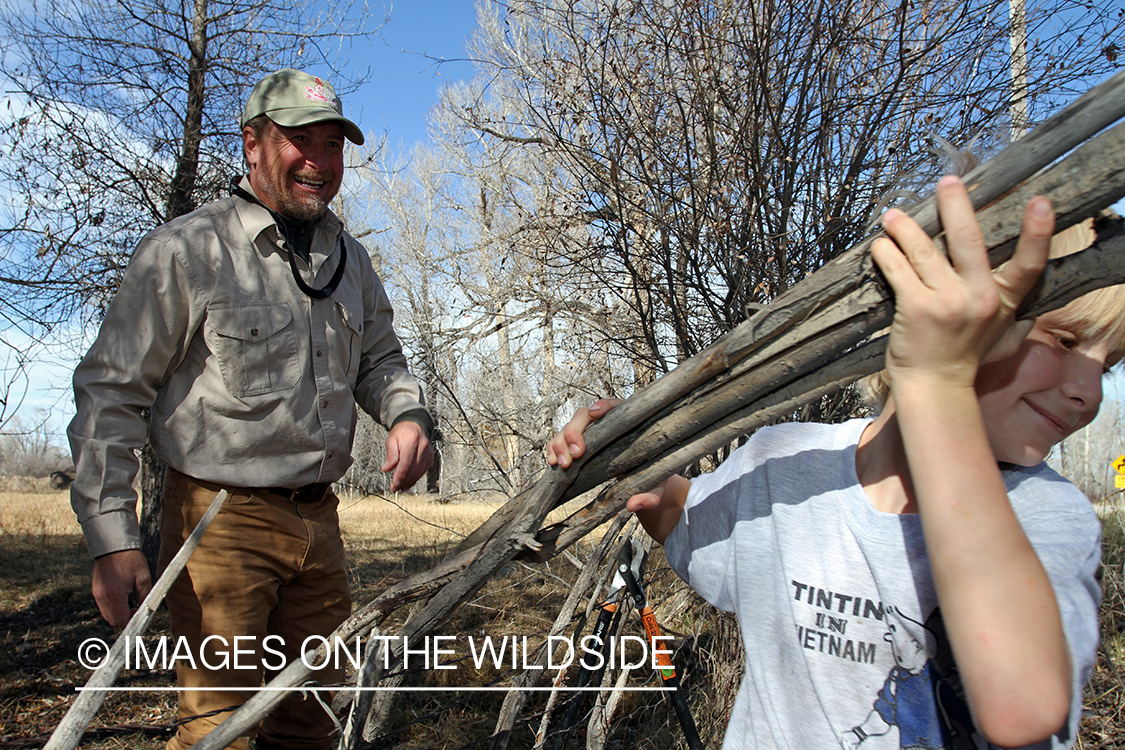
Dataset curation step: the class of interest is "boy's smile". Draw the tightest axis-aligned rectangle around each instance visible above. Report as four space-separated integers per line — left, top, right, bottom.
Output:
975 310 1109 467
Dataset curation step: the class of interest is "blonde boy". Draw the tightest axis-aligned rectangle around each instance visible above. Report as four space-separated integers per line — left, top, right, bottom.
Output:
549 178 1125 749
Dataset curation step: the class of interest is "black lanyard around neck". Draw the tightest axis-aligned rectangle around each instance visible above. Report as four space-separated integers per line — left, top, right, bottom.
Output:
230 177 348 300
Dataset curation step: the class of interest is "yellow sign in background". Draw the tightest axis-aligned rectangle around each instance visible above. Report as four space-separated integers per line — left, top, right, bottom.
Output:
1114 455 1125 489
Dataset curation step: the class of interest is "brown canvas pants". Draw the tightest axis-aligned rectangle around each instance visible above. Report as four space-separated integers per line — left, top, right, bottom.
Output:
158 469 351 750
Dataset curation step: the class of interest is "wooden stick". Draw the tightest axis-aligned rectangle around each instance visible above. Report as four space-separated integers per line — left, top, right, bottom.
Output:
44 490 228 750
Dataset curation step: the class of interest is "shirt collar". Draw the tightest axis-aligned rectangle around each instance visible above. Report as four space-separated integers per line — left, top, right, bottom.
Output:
231 175 343 246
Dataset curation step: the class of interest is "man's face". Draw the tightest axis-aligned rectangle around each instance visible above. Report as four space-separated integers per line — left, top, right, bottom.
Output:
975 309 1109 466
242 120 345 221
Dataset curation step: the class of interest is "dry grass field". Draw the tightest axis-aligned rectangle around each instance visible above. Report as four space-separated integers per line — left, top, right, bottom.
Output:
0 488 1120 749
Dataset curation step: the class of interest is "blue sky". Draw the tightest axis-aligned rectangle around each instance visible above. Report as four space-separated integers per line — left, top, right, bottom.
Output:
348 1 479 151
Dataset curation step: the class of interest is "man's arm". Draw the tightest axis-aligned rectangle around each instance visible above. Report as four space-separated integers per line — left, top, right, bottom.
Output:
69 232 202 624
351 245 433 490
874 178 1069 746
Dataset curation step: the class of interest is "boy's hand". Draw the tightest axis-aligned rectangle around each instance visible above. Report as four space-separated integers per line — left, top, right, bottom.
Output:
545 398 622 468
625 482 666 513
872 176 1053 390
546 398 689 544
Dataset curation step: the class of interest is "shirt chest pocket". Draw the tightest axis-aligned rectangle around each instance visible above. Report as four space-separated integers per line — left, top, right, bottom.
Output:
335 297 362 384
205 302 300 397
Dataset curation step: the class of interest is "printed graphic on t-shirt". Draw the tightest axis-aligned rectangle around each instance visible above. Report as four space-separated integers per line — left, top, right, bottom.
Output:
790 580 976 749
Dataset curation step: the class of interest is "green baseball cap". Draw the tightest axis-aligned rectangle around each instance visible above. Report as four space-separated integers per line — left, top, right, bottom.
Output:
241 68 364 145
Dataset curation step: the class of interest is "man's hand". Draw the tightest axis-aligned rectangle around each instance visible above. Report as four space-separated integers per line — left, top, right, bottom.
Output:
383 420 434 492
92 549 152 628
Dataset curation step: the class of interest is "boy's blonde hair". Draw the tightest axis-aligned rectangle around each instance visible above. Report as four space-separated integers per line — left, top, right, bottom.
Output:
862 215 1125 408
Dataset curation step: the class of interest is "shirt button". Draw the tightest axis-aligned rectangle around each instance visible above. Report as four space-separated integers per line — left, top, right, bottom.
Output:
316 350 323 357
251 328 259 337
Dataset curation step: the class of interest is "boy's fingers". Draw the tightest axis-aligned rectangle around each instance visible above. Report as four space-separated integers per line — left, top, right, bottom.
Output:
548 437 575 468
994 197 1053 305
871 236 923 298
880 207 955 290
934 176 991 277
626 491 662 512
587 397 623 416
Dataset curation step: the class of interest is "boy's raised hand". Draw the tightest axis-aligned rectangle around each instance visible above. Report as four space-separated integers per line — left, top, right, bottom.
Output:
545 398 622 468
872 176 1054 389
545 397 689 544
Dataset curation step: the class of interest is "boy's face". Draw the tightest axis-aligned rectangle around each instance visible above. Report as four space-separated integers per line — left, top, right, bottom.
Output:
975 309 1110 466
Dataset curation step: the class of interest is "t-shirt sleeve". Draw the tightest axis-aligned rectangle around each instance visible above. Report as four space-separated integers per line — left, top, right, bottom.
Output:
664 442 755 613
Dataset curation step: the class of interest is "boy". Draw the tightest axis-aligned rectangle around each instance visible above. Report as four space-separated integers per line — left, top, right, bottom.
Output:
548 177 1125 749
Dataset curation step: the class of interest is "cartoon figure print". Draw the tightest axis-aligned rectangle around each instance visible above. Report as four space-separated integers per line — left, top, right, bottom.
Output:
841 608 976 750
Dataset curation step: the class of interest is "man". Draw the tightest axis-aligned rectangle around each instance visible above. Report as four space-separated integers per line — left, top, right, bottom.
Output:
68 68 434 750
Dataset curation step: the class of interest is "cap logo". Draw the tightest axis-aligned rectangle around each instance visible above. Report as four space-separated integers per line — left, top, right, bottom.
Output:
304 78 338 110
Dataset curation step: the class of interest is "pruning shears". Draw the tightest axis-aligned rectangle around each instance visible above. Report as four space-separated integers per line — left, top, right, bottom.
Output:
615 538 705 750
549 537 704 750
548 564 626 749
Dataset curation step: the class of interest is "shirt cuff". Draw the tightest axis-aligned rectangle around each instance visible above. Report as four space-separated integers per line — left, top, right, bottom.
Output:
81 510 142 560
391 409 435 441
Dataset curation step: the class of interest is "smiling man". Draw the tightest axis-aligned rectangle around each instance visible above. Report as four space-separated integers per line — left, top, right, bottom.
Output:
67 69 434 750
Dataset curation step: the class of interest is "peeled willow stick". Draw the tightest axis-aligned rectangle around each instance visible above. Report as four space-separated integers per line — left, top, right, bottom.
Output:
45 490 229 750
190 69 1125 750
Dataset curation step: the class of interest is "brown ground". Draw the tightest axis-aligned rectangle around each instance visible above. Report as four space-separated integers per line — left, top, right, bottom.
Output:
0 490 1121 749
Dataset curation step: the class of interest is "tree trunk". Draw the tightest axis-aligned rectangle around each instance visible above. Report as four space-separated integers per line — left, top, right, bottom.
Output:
141 0 208 567
138 411 165 578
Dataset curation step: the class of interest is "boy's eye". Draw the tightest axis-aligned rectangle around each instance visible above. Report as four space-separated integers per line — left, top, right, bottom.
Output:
1049 331 1079 350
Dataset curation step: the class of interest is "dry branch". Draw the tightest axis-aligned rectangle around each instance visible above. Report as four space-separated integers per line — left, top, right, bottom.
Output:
44 490 229 750
189 69 1125 750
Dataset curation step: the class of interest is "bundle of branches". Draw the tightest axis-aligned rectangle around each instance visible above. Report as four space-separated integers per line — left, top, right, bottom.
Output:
48 69 1125 750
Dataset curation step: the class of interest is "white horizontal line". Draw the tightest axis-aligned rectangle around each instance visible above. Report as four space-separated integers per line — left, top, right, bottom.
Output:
76 686 674 693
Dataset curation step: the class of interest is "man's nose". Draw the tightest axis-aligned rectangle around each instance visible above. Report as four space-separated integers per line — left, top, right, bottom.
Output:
302 141 334 169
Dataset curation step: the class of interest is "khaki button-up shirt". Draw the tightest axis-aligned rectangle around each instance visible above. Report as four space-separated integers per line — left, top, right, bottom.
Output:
68 182 427 557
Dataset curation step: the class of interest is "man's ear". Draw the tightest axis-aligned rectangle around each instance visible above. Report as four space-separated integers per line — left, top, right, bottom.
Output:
241 125 260 171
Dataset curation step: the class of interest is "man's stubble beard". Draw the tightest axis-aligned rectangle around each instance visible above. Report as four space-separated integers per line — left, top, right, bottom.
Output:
257 167 334 222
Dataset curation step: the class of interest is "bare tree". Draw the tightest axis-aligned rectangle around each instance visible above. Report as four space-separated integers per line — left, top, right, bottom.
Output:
0 414 70 477
442 0 1123 386
364 0 1121 502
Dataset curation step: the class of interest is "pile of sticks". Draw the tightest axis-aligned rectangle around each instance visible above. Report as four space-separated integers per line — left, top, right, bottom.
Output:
48 68 1125 750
